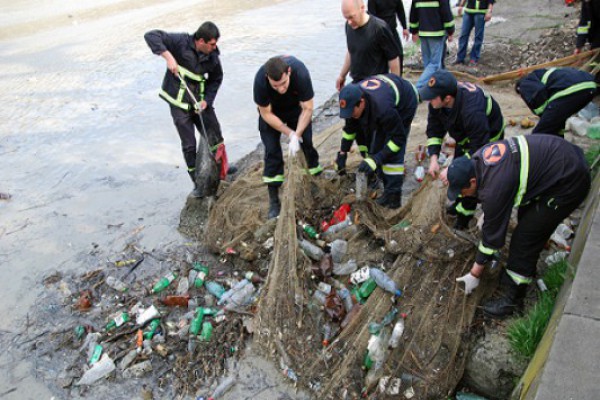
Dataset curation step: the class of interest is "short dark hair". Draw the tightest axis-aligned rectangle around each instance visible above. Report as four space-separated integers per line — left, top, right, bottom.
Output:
264 56 289 81
194 21 220 42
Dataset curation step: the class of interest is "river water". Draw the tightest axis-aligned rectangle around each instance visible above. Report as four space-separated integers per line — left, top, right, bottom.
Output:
0 0 416 397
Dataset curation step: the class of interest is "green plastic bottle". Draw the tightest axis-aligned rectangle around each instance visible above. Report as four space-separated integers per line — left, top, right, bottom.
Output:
189 308 204 336
152 272 178 294
199 321 213 342
299 221 319 239
193 262 209 288
363 351 373 370
143 319 161 340
105 312 130 331
357 278 377 301
89 344 103 364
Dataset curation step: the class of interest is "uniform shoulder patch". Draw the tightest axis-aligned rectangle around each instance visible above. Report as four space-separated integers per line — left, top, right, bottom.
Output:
360 79 382 91
482 142 507 166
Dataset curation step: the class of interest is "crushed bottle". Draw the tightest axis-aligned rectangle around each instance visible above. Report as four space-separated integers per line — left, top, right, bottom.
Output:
370 268 402 298
544 250 569 265
333 259 358 276
143 319 161 340
105 276 128 292
76 354 116 386
330 239 348 264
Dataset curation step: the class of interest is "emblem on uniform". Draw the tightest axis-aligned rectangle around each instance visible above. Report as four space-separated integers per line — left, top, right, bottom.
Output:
428 77 436 87
482 143 507 165
360 79 381 90
339 99 347 108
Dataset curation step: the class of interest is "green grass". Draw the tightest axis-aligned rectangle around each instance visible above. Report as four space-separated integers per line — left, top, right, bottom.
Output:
585 144 600 178
507 260 570 359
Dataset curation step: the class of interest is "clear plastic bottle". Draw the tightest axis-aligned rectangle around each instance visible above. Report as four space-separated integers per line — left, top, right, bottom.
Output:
317 281 332 295
330 239 348 264
414 165 425 182
544 250 569 265
312 290 327 305
323 218 352 236
76 354 116 386
105 276 128 292
217 279 250 305
369 268 402 297
299 239 324 261
206 281 226 299
223 282 255 310
356 172 367 200
550 231 571 251
338 287 355 313
176 276 189 295
555 223 574 240
387 313 407 349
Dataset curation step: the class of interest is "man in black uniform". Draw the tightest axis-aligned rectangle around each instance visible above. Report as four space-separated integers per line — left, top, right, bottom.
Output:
145 22 231 198
420 69 505 229
516 67 597 137
449 135 590 317
254 56 323 219
337 74 418 209
368 0 409 75
575 0 600 55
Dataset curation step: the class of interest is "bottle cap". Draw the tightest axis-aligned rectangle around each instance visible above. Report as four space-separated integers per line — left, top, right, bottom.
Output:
394 289 402 297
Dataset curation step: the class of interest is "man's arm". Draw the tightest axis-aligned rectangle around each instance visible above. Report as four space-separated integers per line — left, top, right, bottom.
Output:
144 30 178 73
257 104 294 137
203 55 223 108
388 57 400 76
296 98 314 138
337 51 351 91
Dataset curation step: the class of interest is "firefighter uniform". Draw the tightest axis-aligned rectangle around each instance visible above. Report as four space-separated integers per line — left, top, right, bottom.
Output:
516 67 597 137
367 0 408 74
425 79 505 228
339 74 419 206
576 0 600 52
469 135 590 316
144 29 224 181
253 56 322 187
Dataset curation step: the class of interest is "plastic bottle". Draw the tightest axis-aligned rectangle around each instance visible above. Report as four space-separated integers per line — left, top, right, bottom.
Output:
298 239 324 261
189 308 206 336
176 276 189 295
357 278 377 302
369 268 402 297
199 321 213 341
330 239 348 264
338 287 355 313
118 349 138 370
544 251 569 265
105 312 130 331
143 319 161 340
211 376 236 398
388 313 408 349
333 259 358 276
414 165 425 182
76 354 116 386
122 360 153 379
136 305 160 325
223 283 255 310
323 218 352 236
151 272 178 294
549 231 571 251
217 279 250 305
160 294 190 307
193 263 209 288
299 221 319 239
356 172 367 200
106 276 128 292
317 281 332 295
350 266 371 285
322 322 339 346
555 223 574 240
368 308 398 334
205 281 226 299
312 290 327 305
244 271 264 284
89 344 103 364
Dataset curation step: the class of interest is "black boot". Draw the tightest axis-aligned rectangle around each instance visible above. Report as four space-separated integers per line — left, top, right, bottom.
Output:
267 186 281 219
376 192 401 209
483 272 528 318
453 214 472 230
188 171 203 198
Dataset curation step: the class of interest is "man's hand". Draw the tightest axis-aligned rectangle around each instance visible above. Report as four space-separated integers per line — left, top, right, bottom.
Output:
335 152 347 175
199 100 207 111
357 157 378 175
457 6 463 16
402 29 410 41
411 33 419 43
440 167 449 186
484 10 492 22
456 272 480 294
336 75 346 92
428 156 440 178
447 34 453 43
288 132 301 156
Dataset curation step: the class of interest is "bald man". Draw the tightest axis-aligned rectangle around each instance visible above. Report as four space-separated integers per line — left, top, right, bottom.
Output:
336 0 400 92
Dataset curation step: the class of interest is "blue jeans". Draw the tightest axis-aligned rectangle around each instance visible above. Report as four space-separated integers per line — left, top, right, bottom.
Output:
416 36 445 89
457 12 486 63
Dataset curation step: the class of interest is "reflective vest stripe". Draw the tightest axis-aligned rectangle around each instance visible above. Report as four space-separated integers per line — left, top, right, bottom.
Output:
534 81 598 115
427 137 443 146
465 7 488 13
409 22 419 29
160 89 190 111
513 136 529 207
490 120 505 142
506 269 533 285
375 74 400 106
160 65 206 110
444 21 455 28
416 1 440 7
419 30 447 37
382 164 405 175
263 175 285 183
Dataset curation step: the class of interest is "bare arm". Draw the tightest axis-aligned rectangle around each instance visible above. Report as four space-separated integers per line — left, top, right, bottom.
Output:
337 51 351 91
160 51 178 74
257 104 294 137
296 98 314 138
388 57 400 76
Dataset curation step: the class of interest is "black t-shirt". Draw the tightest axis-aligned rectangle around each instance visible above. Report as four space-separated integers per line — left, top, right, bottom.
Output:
253 56 314 117
346 16 399 81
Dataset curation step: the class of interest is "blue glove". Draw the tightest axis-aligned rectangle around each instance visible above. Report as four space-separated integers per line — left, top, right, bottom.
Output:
357 157 378 174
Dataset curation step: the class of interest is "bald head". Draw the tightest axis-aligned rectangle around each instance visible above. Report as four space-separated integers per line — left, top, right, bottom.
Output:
341 0 367 29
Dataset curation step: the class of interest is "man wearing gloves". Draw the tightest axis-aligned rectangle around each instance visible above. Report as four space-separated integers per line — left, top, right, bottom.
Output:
449 135 590 317
420 69 504 229
336 73 418 209
254 56 323 219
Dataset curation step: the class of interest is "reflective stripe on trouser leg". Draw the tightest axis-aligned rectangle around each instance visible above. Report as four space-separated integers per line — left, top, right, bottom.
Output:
298 122 322 175
505 269 533 285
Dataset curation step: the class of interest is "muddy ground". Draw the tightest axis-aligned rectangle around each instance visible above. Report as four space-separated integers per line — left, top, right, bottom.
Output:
0 0 594 399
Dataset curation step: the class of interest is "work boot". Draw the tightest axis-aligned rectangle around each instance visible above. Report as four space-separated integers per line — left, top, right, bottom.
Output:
483 272 528 318
376 192 401 209
188 171 203 198
267 186 281 219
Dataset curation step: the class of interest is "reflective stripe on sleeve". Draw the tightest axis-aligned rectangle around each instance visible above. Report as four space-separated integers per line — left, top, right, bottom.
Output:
427 137 443 146
386 140 401 153
478 241 498 255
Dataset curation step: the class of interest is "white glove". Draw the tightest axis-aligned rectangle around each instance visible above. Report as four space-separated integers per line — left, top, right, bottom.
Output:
456 273 480 295
288 132 301 156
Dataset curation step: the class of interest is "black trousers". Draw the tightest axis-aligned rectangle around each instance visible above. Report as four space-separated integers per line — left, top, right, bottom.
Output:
533 89 596 137
259 114 320 187
507 179 590 279
169 106 224 171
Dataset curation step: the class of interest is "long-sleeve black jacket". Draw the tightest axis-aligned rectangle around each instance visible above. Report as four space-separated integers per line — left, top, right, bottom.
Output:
144 30 223 109
368 0 407 30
